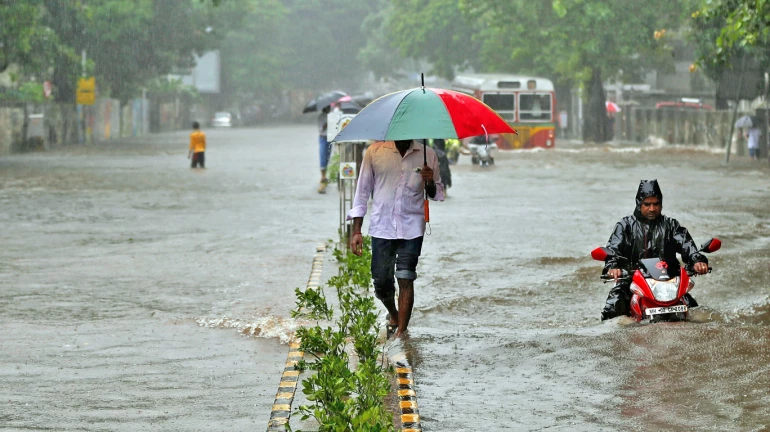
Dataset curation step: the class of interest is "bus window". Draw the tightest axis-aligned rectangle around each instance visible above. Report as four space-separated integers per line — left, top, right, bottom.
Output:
482 93 515 121
519 94 552 121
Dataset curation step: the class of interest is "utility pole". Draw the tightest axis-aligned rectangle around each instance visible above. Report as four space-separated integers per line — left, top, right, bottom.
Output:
765 72 769 166
725 55 748 163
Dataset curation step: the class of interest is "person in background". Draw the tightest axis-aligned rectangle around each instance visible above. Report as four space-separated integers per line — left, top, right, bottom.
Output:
745 126 762 160
445 138 462 165
317 106 332 193
428 139 452 195
188 121 206 169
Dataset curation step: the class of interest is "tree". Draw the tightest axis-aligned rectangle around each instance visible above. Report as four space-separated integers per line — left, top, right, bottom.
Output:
690 0 770 104
357 0 408 80
458 0 688 142
216 0 287 105
385 0 482 79
275 0 379 91
82 0 224 103
0 1 49 74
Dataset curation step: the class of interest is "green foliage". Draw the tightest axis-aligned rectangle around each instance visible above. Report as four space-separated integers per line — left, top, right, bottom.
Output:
290 236 394 432
357 0 408 79
690 0 770 81
327 153 340 183
214 0 287 103
276 0 380 91
146 77 202 105
696 0 770 49
331 235 372 291
292 285 333 321
0 1 58 75
0 81 44 103
385 0 482 79
1 0 228 103
377 0 688 142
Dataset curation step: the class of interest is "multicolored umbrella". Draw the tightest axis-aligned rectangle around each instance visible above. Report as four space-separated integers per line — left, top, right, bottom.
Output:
331 85 515 143
332 74 516 223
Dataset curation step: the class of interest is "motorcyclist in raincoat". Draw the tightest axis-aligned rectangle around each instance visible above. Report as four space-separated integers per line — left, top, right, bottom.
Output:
601 180 709 320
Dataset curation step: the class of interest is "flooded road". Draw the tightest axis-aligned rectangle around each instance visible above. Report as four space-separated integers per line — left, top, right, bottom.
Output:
404 144 770 431
2 126 769 431
0 127 337 430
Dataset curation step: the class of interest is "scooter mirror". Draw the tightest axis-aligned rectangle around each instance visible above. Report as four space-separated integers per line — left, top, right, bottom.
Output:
591 247 613 261
700 238 722 253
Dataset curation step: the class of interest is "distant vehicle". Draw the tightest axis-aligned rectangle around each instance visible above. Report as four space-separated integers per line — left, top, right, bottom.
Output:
655 98 715 110
452 73 557 149
211 111 233 127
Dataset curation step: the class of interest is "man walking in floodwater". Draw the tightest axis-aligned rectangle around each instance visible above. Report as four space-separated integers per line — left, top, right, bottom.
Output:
348 140 443 338
188 121 206 168
601 179 709 320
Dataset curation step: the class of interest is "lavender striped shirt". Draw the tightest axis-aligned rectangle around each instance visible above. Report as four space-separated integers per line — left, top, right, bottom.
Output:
347 141 444 239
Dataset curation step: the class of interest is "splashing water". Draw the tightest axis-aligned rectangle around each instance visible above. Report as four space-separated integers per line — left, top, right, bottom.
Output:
196 315 309 344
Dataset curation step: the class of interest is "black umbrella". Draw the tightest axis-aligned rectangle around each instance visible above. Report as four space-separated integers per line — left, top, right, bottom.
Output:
302 90 348 114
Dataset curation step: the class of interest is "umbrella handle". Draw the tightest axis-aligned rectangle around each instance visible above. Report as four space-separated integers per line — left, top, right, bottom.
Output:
424 198 430 223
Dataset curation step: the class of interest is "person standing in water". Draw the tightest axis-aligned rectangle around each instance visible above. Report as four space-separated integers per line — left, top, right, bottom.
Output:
188 121 206 169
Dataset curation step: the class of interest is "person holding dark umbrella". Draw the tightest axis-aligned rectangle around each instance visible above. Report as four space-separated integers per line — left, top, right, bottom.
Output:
303 91 347 193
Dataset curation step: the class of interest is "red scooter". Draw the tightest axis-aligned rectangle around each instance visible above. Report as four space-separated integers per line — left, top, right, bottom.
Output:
591 238 721 322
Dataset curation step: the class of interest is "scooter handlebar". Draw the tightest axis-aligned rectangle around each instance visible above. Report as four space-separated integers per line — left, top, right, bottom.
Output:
686 266 713 277
600 270 631 283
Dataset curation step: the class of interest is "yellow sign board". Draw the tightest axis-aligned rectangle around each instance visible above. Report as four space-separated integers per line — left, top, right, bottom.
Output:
76 77 95 105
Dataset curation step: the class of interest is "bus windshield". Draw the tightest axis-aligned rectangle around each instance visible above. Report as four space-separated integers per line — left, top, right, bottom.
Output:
519 94 552 121
482 93 515 121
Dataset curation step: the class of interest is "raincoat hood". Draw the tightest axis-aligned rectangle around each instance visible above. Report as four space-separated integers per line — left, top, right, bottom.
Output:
635 179 663 208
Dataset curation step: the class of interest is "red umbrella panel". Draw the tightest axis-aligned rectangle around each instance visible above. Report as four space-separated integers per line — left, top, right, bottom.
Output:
331 87 516 142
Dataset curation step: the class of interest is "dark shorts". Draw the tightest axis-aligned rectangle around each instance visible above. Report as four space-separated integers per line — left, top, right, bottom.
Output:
371 237 424 302
191 151 205 168
749 148 760 158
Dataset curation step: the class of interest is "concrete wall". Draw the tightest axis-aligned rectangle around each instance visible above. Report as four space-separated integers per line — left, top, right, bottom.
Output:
0 97 157 155
0 107 24 156
616 107 753 154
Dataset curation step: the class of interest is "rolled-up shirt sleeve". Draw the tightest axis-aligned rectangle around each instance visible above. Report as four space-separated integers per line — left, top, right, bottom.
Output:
346 148 374 220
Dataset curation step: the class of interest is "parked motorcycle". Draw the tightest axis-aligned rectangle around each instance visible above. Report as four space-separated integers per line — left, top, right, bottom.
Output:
590 238 721 322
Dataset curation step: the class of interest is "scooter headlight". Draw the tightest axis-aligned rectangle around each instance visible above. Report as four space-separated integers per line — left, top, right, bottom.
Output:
650 277 680 302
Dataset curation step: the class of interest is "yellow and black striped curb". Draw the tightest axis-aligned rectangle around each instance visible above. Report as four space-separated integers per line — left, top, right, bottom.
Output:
389 350 422 432
266 244 326 431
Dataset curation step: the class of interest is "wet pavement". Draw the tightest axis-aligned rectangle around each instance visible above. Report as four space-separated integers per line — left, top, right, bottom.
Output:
2 126 769 431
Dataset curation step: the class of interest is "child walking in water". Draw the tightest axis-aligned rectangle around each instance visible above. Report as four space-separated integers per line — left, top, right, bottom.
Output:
188 121 206 168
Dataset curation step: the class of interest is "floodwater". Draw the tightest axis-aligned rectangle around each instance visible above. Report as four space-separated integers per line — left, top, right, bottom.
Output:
0 127 337 431
2 125 769 431
404 143 770 431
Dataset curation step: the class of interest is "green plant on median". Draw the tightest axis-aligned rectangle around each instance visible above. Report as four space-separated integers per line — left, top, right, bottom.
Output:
289 236 394 432
327 153 340 183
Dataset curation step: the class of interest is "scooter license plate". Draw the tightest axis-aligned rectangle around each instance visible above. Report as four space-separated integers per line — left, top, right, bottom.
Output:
645 305 687 316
